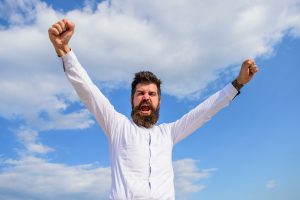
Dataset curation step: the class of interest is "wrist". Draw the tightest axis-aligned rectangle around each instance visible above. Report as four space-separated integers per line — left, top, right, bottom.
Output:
236 77 244 85
55 45 71 57
232 78 244 91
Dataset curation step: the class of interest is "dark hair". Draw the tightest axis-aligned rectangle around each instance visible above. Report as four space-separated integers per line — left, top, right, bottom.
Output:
131 71 162 98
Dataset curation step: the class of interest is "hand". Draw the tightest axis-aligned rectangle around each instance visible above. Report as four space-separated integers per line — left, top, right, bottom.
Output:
48 19 75 56
236 59 259 85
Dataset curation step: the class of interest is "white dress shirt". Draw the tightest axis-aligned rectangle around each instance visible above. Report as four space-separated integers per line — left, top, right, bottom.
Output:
61 51 238 200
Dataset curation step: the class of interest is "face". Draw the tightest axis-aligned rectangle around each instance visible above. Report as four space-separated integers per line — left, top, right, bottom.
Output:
132 83 160 115
131 83 160 128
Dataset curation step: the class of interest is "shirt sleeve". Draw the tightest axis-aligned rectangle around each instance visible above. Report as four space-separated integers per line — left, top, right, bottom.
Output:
169 83 238 144
61 50 127 139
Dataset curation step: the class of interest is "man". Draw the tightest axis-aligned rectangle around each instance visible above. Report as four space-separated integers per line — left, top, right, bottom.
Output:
48 19 259 200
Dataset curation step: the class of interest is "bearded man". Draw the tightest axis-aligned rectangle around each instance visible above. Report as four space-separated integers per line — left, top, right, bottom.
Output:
48 19 259 200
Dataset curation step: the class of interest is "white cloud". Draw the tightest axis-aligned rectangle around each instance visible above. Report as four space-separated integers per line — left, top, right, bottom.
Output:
16 128 54 154
0 156 111 200
0 0 94 131
0 73 94 131
0 0 40 25
266 180 277 189
0 155 213 200
0 0 300 128
174 159 217 199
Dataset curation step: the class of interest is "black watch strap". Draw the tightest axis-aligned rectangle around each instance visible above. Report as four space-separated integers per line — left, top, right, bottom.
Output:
232 79 244 91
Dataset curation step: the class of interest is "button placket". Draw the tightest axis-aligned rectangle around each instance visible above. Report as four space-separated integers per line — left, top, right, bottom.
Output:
148 131 152 190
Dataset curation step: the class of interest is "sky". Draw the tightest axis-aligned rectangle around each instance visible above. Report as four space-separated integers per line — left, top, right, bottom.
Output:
0 0 299 199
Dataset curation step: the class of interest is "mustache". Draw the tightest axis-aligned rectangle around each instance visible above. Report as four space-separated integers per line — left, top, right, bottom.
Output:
137 99 154 110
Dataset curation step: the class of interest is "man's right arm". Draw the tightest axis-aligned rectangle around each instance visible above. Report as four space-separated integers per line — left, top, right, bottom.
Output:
61 51 126 137
48 19 127 138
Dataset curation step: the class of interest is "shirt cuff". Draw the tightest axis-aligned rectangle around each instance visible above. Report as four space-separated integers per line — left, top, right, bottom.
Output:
59 50 76 72
223 83 239 100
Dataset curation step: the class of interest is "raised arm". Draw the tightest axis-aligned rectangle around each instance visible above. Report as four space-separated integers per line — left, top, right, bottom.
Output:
170 59 259 144
48 19 128 138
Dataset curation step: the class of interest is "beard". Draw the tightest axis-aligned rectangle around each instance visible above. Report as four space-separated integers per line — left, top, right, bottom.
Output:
131 100 160 128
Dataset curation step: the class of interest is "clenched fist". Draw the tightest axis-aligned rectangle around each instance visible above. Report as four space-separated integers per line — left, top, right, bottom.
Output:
236 59 259 85
48 19 75 57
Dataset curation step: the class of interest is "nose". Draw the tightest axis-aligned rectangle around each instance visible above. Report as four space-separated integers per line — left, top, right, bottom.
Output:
142 93 150 101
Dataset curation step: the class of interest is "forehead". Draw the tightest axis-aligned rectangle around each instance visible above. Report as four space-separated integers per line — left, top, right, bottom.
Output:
135 83 158 92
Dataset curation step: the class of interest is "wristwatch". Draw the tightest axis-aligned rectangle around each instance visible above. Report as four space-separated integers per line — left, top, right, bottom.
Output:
231 78 244 91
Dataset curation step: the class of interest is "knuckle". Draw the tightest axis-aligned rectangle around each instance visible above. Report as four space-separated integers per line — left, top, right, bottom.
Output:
59 21 64 27
52 24 59 30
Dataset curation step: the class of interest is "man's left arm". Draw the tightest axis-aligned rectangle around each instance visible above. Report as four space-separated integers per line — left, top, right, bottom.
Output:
169 59 259 144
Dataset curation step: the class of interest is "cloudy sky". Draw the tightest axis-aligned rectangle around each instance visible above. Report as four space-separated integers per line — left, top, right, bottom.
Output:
0 0 300 199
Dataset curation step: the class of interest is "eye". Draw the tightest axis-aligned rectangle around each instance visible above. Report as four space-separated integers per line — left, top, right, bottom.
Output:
149 92 157 96
136 91 144 96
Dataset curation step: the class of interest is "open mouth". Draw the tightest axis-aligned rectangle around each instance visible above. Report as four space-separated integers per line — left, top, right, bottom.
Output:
141 105 150 111
139 104 151 115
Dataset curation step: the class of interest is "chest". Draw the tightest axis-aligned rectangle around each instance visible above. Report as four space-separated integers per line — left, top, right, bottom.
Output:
111 124 174 167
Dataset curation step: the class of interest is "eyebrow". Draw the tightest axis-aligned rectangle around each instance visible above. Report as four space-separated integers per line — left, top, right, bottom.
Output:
135 90 157 94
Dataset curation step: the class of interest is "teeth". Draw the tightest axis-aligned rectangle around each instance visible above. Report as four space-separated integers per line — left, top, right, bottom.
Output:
140 105 150 111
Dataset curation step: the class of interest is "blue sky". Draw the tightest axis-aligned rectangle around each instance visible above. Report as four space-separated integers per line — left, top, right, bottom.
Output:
0 0 300 200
